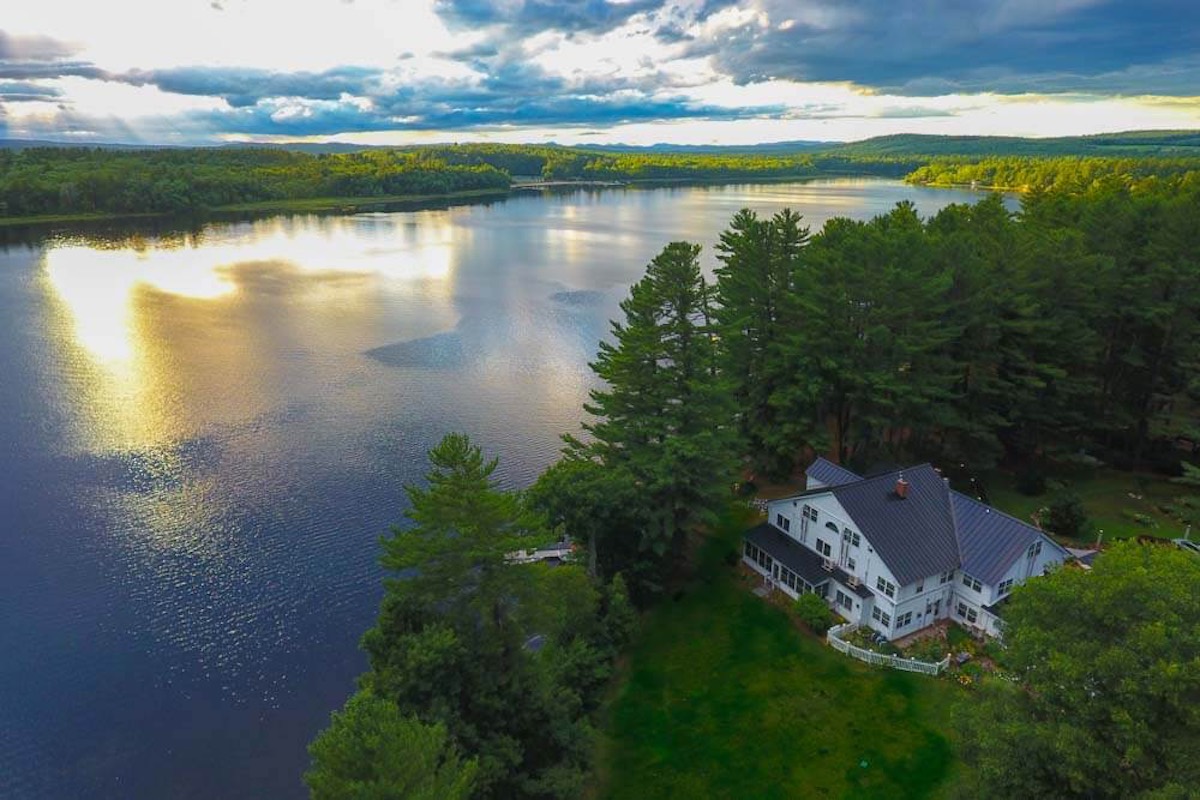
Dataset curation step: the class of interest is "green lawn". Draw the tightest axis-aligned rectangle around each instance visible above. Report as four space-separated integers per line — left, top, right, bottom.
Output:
983 469 1197 543
597 506 963 800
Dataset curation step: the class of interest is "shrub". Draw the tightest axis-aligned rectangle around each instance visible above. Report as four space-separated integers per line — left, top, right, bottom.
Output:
793 593 835 635
1044 492 1091 539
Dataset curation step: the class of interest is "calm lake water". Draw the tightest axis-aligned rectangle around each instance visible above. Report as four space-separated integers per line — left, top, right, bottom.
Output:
0 180 1006 798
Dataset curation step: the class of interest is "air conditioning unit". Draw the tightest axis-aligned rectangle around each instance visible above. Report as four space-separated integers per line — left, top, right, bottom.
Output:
847 575 860 588
822 558 834 572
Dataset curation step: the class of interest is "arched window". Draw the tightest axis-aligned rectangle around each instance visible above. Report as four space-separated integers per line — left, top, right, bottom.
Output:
825 521 839 533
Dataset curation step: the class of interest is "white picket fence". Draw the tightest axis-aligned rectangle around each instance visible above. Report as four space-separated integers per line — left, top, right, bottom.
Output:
826 623 950 677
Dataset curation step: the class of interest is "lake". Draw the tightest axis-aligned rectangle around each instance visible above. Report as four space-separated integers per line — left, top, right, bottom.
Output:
0 179 1006 798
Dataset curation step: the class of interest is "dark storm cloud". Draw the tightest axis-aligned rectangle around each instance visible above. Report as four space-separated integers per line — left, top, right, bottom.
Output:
0 60 110 80
121 66 383 107
184 89 775 137
434 0 667 37
0 80 62 101
691 0 1200 96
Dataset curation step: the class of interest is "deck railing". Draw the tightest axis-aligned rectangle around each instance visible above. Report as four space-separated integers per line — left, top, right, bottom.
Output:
826 623 950 677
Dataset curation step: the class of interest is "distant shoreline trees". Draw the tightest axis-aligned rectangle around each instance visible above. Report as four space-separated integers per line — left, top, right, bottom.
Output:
4 143 1199 222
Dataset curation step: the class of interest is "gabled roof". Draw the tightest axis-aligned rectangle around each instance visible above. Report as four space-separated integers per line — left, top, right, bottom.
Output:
805 457 861 487
828 464 961 585
953 493 1069 586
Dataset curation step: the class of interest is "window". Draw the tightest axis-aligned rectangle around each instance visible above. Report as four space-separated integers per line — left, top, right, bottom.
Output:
962 574 982 592
896 611 913 628
967 607 978 624
939 570 954 584
836 590 852 610
851 531 861 547
751 545 772 572
802 505 818 522
875 576 896 598
816 539 832 558
825 521 839 534
915 580 924 594
872 607 891 627
779 566 799 592
775 513 790 532
997 578 1014 595
1028 541 1043 558
846 557 856 572
956 602 968 618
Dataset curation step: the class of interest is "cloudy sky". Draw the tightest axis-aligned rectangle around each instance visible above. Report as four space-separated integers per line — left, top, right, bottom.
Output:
2 0 1198 145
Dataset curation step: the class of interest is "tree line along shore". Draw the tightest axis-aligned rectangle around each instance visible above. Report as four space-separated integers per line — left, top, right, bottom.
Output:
4 139 1200 224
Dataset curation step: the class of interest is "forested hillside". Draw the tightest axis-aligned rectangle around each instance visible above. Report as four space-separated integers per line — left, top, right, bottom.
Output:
0 147 510 217
906 156 1200 190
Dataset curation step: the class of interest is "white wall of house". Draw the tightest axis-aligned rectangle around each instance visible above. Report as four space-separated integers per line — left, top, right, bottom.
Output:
949 590 1002 636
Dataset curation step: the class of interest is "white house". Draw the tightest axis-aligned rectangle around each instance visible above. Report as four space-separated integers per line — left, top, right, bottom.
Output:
743 458 1068 640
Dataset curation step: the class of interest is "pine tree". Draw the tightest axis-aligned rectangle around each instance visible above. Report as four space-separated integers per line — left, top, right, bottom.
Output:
714 208 814 478
567 241 739 586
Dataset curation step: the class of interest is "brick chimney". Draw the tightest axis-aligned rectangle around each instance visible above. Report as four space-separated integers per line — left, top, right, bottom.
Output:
895 474 909 499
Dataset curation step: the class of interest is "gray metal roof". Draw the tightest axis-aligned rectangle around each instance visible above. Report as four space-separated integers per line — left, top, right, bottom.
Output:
746 522 874 598
805 457 861 487
828 464 961 586
953 492 1067 586
745 522 835 588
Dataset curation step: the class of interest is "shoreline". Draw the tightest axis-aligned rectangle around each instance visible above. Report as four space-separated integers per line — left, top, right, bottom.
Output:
0 172 908 229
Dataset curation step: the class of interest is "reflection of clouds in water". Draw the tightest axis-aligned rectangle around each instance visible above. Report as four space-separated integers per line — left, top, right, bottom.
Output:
37 216 464 456
549 289 606 307
365 331 465 369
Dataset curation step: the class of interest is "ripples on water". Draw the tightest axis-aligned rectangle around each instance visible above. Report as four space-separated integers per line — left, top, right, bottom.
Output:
0 180 1007 798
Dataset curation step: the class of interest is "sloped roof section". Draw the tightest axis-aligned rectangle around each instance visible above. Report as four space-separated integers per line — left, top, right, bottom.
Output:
953 492 1067 586
829 464 960 585
805 457 861 487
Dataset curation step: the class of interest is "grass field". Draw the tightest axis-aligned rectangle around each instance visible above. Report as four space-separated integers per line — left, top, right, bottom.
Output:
983 469 1197 543
596 505 963 800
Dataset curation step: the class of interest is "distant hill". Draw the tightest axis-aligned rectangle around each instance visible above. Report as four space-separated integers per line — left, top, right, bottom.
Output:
572 140 834 154
4 131 1199 158
823 131 1200 158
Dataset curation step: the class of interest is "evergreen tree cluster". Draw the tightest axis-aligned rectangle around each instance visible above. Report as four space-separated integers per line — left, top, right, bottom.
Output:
715 181 1200 480
907 156 1200 191
306 435 636 800
0 147 511 216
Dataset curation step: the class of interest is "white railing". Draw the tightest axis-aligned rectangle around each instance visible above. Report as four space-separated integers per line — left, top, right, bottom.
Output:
826 623 950 677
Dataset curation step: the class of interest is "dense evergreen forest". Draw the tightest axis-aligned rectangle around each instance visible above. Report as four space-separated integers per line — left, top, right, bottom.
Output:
311 175 1199 798
906 155 1200 190
0 147 511 216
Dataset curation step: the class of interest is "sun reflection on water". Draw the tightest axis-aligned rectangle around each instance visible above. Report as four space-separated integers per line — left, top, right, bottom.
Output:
40 214 460 456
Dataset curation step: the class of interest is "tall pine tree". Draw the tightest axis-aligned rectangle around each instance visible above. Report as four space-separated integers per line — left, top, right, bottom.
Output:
566 241 739 592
